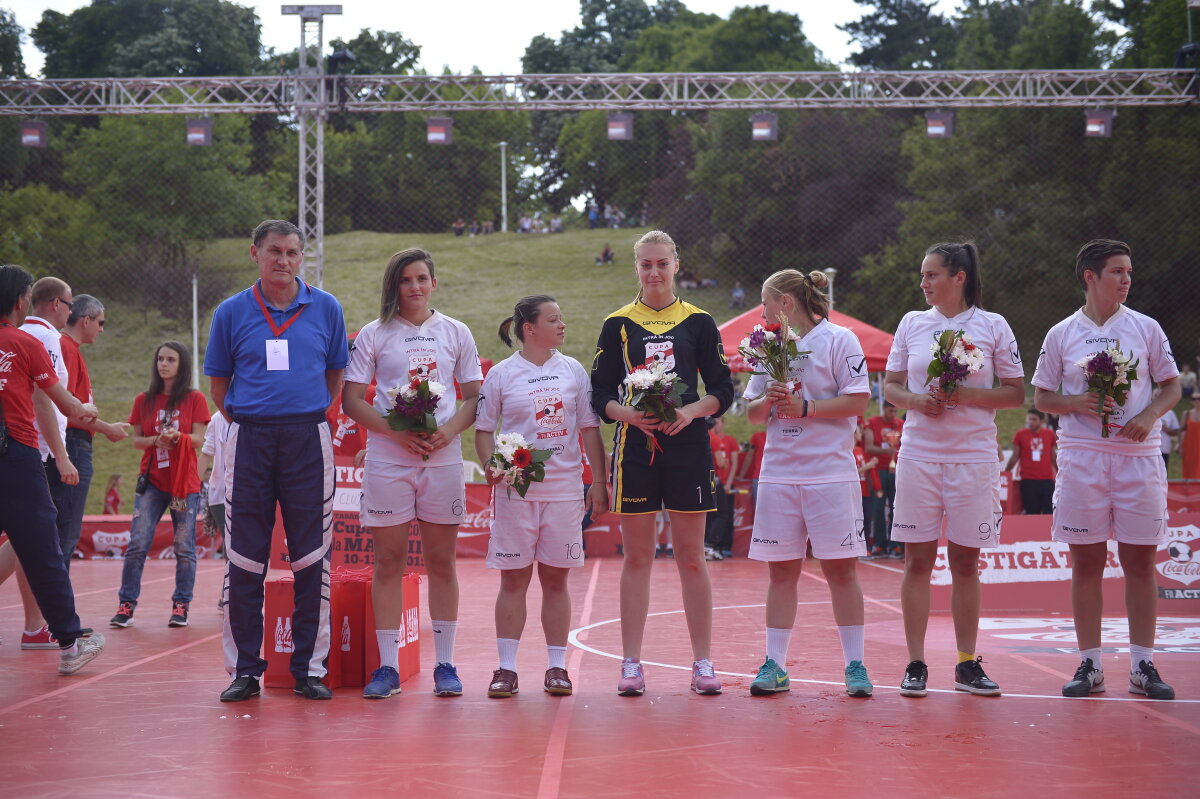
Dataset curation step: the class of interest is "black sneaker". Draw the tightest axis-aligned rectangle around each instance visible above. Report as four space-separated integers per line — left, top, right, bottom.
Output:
168 601 189 627
899 660 928 697
220 675 261 702
1129 660 1175 700
1062 658 1106 697
294 676 333 700
110 602 135 628
954 656 1001 696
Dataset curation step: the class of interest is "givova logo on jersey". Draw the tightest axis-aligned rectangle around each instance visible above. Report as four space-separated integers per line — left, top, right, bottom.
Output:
408 354 438 381
534 395 565 428
644 340 675 370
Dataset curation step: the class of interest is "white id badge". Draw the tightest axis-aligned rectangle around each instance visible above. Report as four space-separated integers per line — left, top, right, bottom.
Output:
266 339 290 371
1032 449 1042 462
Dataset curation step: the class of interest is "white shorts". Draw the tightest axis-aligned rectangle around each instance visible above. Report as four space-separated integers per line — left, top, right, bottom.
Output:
1052 448 1168 546
891 459 1002 549
486 490 584 569
360 461 465 526
748 481 866 562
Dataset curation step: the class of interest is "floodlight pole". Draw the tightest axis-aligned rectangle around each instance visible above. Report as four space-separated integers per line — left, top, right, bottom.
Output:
823 267 837 310
499 141 508 233
283 5 341 288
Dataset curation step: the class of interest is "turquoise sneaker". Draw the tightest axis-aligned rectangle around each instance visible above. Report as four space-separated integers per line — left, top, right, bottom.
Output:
845 660 873 697
749 657 790 695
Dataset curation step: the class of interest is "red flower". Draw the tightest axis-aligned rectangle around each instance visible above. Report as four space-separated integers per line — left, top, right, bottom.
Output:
764 322 782 334
409 378 421 391
512 449 533 468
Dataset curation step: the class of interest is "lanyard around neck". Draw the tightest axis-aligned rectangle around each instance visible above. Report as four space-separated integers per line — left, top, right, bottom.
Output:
253 282 307 337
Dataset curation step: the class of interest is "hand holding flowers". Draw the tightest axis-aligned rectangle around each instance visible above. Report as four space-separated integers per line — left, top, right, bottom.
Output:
622 360 689 460
1076 344 1138 437
385 377 446 459
487 432 552 498
925 329 984 409
738 316 810 394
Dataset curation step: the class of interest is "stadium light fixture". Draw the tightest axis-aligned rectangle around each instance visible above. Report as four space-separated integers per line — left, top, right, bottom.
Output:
20 120 48 148
925 110 954 138
751 112 778 141
1084 108 1115 137
185 118 212 146
607 113 633 141
426 117 453 144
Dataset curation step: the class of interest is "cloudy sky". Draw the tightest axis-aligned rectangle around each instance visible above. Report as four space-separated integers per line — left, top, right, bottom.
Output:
6 0 961 77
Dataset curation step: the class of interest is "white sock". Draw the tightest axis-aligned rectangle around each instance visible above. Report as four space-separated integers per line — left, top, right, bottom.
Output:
766 627 791 666
1130 643 1154 673
60 642 79 657
497 637 520 671
1080 647 1102 669
376 629 400 671
431 619 457 665
547 645 567 670
838 625 866 666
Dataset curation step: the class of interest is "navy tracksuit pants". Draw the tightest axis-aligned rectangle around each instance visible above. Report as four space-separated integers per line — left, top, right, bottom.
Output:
222 414 333 680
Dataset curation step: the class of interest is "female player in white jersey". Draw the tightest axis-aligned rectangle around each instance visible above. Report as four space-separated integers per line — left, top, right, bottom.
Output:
474 295 608 698
884 242 1025 698
1033 239 1179 700
741 270 874 698
342 248 483 699
591 230 734 696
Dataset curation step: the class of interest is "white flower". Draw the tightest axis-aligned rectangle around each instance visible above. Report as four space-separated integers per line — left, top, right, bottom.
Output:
1075 354 1094 370
739 336 753 350
426 380 447 398
624 368 658 391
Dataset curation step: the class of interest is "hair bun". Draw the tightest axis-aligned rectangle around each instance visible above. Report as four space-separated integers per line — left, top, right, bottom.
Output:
807 270 829 290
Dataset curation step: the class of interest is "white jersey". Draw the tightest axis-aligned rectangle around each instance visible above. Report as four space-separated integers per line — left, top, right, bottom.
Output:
201 410 230 506
20 316 68 462
346 311 484 468
886 306 1024 464
475 350 599 501
1032 306 1178 457
745 318 869 486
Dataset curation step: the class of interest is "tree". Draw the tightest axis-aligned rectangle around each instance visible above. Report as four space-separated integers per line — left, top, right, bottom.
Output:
33 0 262 78
329 29 420 75
0 7 26 78
1097 0 1191 68
840 0 958 70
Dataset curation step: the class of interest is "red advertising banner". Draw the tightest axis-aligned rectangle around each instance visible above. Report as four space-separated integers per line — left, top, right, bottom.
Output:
77 513 222 561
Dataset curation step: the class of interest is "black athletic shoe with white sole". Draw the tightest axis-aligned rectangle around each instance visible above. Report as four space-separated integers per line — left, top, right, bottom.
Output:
899 660 928 697
1062 658 1105 697
954 656 1001 696
1129 660 1174 700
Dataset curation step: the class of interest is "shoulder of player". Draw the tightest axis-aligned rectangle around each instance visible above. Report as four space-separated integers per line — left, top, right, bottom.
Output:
677 299 713 320
604 302 640 322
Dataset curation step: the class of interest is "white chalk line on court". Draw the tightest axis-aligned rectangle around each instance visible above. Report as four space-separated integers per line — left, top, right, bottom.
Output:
567 605 1200 705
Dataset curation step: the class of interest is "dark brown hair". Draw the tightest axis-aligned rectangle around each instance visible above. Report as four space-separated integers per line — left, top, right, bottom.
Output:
925 242 983 308
1075 239 1131 289
380 248 436 322
499 294 557 347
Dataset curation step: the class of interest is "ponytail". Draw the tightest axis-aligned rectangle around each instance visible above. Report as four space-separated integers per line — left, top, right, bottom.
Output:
498 294 557 348
762 269 830 322
925 242 983 308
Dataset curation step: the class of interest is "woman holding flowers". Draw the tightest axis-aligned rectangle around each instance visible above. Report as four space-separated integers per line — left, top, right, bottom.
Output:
1033 239 1180 700
741 270 875 698
884 242 1025 698
590 230 734 696
342 248 483 699
473 295 608 698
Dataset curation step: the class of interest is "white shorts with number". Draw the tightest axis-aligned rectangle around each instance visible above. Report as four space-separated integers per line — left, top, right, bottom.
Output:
891 459 1002 549
360 461 465 526
748 481 866 562
487 490 585 569
1052 448 1167 546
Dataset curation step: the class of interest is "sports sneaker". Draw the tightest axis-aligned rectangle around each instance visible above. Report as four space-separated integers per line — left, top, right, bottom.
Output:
703 547 723 561
954 656 1001 696
1129 660 1175 700
110 602 135 628
294 676 333 699
58 633 105 675
845 660 873 697
691 658 722 695
1062 658 1105 697
432 662 463 696
749 657 790 695
899 660 928 697
487 668 519 698
21 625 58 650
168 601 189 627
363 665 402 699
544 667 573 696
220 675 261 702
617 657 645 696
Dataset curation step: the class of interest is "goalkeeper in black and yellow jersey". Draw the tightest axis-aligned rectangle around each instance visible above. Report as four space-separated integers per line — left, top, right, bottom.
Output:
590 229 733 697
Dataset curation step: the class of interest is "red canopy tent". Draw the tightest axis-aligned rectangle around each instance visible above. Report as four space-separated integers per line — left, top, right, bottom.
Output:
718 305 894 373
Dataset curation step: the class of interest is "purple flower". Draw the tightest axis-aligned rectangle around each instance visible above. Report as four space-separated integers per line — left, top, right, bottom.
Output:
1088 351 1116 377
748 329 766 349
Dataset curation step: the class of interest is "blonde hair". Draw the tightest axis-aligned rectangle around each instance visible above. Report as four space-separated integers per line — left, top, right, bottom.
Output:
762 269 830 322
632 230 679 303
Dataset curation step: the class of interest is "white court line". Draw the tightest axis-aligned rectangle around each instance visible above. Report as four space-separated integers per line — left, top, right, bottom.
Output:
567 604 1200 705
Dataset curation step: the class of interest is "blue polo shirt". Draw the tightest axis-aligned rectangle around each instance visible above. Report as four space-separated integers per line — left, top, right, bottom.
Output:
204 279 348 416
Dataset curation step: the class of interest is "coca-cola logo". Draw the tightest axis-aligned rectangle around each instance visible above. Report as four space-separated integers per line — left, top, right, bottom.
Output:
1158 561 1200 586
1158 535 1200 586
0 349 15 373
459 510 492 533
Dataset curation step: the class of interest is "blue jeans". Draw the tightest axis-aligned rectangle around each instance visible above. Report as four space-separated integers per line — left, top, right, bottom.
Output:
48 429 94 570
119 482 200 606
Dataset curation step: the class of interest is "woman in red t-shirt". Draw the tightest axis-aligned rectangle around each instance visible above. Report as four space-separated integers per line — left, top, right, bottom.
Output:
111 341 210 630
102 474 122 514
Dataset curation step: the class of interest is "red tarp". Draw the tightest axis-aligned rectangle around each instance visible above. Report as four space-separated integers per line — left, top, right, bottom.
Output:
718 305 894 373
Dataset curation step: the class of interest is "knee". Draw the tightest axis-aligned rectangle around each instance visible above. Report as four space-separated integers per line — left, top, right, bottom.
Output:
423 553 457 584
500 569 532 595
821 561 857 587
947 554 979 581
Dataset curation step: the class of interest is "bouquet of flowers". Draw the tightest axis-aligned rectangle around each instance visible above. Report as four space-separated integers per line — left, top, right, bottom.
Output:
1076 344 1139 437
487 432 552 498
623 360 688 461
737 316 809 393
925 329 985 402
385 377 446 458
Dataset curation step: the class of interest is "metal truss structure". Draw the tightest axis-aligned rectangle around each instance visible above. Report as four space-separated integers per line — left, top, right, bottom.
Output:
2 68 1195 285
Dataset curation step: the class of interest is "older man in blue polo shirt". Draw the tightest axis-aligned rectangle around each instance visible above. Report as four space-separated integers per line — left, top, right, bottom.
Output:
205 220 348 702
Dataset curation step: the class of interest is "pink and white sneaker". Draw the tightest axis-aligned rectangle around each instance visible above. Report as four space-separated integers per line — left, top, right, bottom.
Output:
691 658 722 695
618 657 645 696
21 625 59 650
